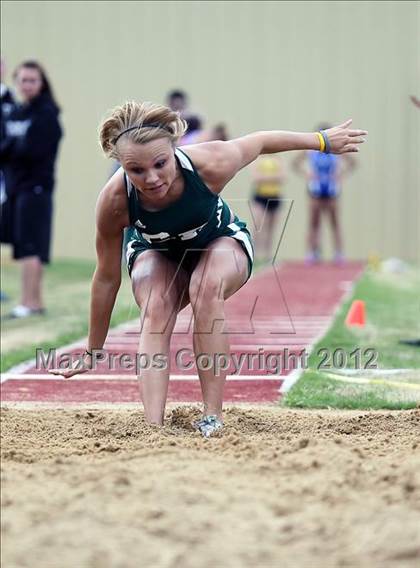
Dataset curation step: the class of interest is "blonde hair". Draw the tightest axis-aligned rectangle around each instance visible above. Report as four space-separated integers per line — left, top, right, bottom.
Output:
99 101 187 159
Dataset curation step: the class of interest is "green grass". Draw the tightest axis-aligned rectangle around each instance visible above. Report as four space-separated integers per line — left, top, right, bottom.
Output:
283 370 419 410
1 258 139 373
283 267 420 410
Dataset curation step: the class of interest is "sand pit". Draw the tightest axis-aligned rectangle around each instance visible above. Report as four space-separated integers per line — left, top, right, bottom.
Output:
1 406 420 567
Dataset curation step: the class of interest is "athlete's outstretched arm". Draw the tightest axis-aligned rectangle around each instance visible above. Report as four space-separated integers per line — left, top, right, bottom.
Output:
229 119 367 171
184 119 367 193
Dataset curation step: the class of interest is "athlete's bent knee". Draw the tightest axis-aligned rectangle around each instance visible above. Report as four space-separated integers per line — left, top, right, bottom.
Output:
189 274 223 309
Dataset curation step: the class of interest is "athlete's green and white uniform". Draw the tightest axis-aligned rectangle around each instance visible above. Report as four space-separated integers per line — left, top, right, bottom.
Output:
124 148 254 278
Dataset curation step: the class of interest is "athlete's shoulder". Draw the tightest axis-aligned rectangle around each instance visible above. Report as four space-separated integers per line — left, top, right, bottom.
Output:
178 141 226 170
100 166 126 203
178 141 237 194
96 166 129 232
174 146 196 172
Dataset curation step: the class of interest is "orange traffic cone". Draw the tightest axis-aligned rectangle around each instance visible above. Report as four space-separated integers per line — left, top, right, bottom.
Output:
345 300 366 327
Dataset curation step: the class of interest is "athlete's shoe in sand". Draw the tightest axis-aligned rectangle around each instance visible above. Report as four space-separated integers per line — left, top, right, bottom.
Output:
194 415 223 438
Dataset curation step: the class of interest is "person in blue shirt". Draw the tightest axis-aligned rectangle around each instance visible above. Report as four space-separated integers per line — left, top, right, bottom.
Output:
293 123 356 265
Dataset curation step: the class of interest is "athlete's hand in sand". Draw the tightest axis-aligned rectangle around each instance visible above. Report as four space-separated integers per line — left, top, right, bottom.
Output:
325 120 368 154
48 352 92 379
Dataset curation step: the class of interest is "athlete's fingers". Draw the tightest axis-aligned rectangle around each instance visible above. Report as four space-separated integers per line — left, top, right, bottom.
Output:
348 129 368 137
337 119 353 129
48 368 72 379
348 136 366 144
48 367 86 379
341 144 359 153
48 368 70 379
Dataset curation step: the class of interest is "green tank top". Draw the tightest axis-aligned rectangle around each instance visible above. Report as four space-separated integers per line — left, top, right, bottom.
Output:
124 148 236 253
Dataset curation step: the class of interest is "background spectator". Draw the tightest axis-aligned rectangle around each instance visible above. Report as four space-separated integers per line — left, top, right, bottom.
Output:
1 60 63 317
250 155 285 263
0 58 16 302
293 123 356 265
0 58 16 248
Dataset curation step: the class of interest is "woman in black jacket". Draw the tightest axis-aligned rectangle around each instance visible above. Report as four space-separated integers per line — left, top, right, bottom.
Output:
0 58 16 267
1 60 63 318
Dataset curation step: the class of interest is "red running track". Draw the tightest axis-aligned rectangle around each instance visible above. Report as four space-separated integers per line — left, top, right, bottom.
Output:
1 261 364 405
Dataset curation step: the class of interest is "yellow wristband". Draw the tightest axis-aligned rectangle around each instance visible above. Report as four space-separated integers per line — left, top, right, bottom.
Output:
316 132 326 153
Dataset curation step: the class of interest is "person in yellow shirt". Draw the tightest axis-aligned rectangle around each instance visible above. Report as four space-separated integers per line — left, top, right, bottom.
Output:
250 155 285 263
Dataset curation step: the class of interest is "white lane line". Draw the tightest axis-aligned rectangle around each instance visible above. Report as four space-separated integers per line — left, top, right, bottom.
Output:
280 365 304 393
1 374 283 382
279 272 363 394
0 401 275 410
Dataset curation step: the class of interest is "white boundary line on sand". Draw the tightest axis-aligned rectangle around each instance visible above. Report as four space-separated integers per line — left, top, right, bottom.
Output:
0 401 275 411
1 373 282 382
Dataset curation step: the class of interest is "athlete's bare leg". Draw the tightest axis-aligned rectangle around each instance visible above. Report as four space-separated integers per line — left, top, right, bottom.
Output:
325 198 343 257
307 197 322 258
131 250 190 425
20 256 44 309
189 237 250 419
250 200 267 262
263 209 279 262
